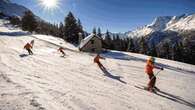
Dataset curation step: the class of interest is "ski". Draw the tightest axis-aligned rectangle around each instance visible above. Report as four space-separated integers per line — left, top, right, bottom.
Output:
134 85 158 94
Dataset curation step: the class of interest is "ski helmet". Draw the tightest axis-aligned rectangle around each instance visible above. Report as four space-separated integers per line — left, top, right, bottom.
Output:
149 56 155 63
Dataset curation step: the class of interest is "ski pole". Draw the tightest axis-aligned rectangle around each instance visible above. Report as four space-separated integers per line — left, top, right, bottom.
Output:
151 70 162 80
155 70 162 77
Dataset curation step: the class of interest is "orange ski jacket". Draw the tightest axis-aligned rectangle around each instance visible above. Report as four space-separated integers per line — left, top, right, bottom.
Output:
24 43 32 49
145 60 154 74
58 47 64 52
94 55 104 63
145 60 161 74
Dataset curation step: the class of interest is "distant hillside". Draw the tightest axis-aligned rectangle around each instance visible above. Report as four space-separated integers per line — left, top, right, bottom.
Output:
0 0 29 17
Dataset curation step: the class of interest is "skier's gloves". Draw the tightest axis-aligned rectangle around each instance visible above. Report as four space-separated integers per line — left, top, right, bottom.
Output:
161 68 164 70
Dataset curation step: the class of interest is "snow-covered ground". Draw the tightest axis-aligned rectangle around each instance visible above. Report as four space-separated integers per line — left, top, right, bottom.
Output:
1 20 195 110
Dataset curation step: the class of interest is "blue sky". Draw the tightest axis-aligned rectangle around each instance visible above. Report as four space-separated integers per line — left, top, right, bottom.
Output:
11 0 195 33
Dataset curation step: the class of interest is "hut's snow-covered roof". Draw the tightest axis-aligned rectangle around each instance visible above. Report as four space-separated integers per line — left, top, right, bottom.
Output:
79 34 101 49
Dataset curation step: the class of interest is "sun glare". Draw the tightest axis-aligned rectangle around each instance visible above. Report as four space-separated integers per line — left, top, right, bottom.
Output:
39 0 59 10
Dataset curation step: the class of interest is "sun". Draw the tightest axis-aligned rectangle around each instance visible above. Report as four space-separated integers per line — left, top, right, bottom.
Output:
39 0 60 10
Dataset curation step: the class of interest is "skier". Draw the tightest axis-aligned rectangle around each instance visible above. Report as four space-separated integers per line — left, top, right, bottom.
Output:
24 42 33 55
30 40 34 48
58 47 66 57
94 54 105 70
145 56 163 92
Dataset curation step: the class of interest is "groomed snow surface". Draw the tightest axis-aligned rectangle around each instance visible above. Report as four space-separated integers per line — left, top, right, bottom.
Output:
1 20 195 110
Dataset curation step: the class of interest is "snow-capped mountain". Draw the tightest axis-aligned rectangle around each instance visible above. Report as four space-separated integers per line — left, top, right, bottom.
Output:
127 14 195 38
166 14 195 31
97 14 195 41
0 0 29 17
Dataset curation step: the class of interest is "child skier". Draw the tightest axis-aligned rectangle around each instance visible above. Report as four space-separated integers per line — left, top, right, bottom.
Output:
145 56 163 92
24 43 33 55
94 54 105 70
58 47 66 57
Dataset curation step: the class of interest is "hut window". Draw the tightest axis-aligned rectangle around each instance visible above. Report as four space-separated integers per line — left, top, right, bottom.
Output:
91 40 94 44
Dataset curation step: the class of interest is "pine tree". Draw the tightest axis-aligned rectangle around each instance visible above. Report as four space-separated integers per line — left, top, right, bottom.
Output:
162 41 171 59
172 42 178 60
0 11 5 18
182 38 191 63
103 30 112 49
58 22 64 38
92 27 97 35
124 38 130 51
9 16 21 26
121 38 128 51
115 34 121 50
21 11 37 33
97 27 102 38
172 41 184 62
77 19 84 38
149 41 157 57
64 12 80 44
139 37 148 54
127 38 135 52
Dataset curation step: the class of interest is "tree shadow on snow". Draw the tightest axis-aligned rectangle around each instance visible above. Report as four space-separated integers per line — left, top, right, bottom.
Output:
99 66 127 84
156 90 195 109
156 62 195 75
102 51 195 75
0 32 31 37
102 51 146 63
19 54 29 58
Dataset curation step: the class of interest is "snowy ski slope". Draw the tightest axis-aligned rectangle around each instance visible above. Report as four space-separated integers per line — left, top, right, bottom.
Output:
1 20 195 110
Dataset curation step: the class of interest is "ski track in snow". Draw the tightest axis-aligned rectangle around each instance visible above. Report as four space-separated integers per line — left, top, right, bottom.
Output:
1 20 195 110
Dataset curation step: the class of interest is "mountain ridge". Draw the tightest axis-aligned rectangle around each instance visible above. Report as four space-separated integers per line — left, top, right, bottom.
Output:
127 13 195 38
0 0 29 17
